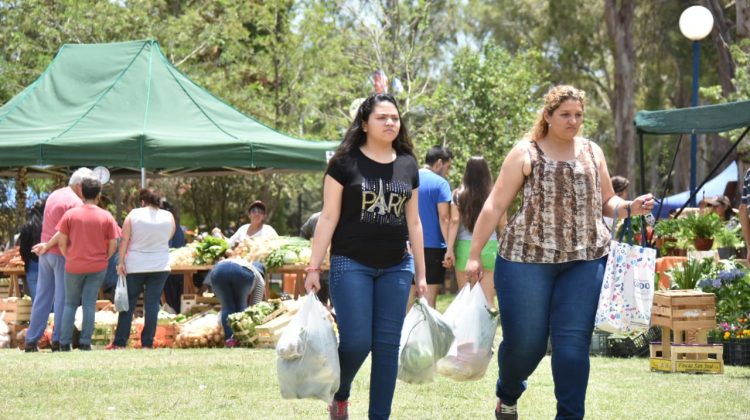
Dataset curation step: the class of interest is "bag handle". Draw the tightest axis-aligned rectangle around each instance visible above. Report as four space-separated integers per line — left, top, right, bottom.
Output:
613 204 648 247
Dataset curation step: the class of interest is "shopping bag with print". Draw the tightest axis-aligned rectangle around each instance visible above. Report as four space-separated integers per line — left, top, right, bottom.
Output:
114 275 129 312
595 205 657 333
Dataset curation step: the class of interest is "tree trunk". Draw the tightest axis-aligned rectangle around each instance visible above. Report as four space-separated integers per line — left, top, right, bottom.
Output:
707 0 736 96
605 0 636 195
15 167 28 230
738 0 750 40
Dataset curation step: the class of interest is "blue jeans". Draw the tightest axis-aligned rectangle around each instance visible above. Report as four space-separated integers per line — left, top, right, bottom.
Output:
60 270 106 346
24 260 39 300
113 271 169 347
329 254 413 420
27 253 66 343
210 262 262 339
494 256 606 420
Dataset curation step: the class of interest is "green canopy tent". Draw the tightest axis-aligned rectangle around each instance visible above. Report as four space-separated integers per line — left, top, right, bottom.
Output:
0 39 339 182
634 99 750 216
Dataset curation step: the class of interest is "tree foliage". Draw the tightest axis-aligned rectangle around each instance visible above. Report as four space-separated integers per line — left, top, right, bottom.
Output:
1 0 749 245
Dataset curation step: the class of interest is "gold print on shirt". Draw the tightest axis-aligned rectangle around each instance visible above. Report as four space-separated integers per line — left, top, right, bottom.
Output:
361 178 410 225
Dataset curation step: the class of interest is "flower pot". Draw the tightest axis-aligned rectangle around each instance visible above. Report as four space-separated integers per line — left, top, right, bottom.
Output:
693 237 714 251
723 339 750 366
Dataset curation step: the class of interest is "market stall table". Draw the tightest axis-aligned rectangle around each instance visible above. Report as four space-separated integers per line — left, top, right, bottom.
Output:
267 264 330 300
170 265 214 295
0 266 24 297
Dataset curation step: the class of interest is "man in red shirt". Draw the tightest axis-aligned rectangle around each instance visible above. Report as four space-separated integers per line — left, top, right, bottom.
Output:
54 178 119 351
24 168 95 352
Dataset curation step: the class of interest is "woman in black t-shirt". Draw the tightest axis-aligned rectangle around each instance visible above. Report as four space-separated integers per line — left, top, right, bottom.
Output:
305 94 427 420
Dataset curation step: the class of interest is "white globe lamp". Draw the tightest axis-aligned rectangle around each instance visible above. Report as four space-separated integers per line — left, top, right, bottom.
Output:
679 5 714 41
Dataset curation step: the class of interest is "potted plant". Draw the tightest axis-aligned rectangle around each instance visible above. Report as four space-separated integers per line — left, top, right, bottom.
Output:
699 263 750 366
715 224 744 259
681 212 723 251
666 257 714 289
653 218 683 255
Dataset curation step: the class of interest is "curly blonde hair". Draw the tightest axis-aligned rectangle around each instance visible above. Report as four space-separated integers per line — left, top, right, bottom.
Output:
526 85 586 141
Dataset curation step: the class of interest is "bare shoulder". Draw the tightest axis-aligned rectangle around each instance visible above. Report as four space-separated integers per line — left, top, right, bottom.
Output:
503 139 534 175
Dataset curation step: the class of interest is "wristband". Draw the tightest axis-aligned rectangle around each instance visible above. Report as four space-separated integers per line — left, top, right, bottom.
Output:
304 266 322 273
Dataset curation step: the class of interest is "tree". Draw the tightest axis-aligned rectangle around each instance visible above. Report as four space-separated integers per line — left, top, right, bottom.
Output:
421 43 545 183
605 1 636 194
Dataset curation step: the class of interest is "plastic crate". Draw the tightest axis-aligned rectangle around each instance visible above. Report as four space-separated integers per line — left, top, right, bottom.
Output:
607 326 661 358
590 329 611 356
723 340 750 366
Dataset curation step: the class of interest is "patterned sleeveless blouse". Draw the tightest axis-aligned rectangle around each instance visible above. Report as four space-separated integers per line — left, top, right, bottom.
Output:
498 139 611 263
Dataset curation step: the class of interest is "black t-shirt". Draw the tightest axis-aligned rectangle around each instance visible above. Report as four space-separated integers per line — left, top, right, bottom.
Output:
327 148 419 268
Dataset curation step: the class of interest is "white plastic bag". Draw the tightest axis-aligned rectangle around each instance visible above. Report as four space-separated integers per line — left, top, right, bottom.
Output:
114 275 129 312
277 293 340 403
398 297 455 384
437 284 498 381
0 312 10 349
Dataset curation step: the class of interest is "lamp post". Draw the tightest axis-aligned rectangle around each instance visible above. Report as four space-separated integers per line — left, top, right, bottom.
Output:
679 5 714 206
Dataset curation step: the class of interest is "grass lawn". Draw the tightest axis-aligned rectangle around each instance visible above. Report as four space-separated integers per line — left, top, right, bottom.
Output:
1 295 747 419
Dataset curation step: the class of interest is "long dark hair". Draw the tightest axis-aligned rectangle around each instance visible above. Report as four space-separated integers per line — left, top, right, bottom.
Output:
455 156 492 232
327 94 415 171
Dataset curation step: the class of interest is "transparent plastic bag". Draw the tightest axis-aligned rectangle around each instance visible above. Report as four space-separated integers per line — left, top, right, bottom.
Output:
114 275 129 312
437 284 498 381
398 297 455 384
0 312 10 349
277 293 340 403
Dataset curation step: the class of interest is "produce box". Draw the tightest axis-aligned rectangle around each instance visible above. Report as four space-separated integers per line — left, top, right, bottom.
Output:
0 278 10 299
129 323 179 348
0 297 32 322
255 312 293 348
227 300 285 347
651 290 716 331
181 293 220 315
91 324 117 346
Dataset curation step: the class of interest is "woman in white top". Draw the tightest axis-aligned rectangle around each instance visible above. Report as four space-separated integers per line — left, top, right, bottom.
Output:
226 200 278 248
109 188 175 349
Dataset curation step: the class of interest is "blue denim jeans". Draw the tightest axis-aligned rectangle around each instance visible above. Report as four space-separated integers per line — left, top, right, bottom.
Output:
24 260 39 300
113 271 169 347
60 270 106 346
27 253 66 344
210 262 261 339
329 254 413 420
494 256 607 420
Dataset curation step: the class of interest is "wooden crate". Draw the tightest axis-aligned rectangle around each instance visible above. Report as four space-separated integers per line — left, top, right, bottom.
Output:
0 281 10 299
180 294 220 314
255 311 293 348
650 358 724 373
651 290 716 331
0 297 32 322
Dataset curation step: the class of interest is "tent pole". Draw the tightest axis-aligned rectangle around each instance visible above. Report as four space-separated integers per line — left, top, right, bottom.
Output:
675 125 750 217
655 135 684 222
639 132 645 195
141 168 146 188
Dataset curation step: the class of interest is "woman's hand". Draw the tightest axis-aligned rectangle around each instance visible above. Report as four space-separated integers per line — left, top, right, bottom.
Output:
116 262 127 277
305 271 320 293
443 249 455 268
31 243 48 256
464 257 482 285
414 276 428 298
629 194 655 216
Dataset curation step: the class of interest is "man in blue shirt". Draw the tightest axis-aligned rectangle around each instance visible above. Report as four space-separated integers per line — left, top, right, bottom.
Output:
417 146 453 307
